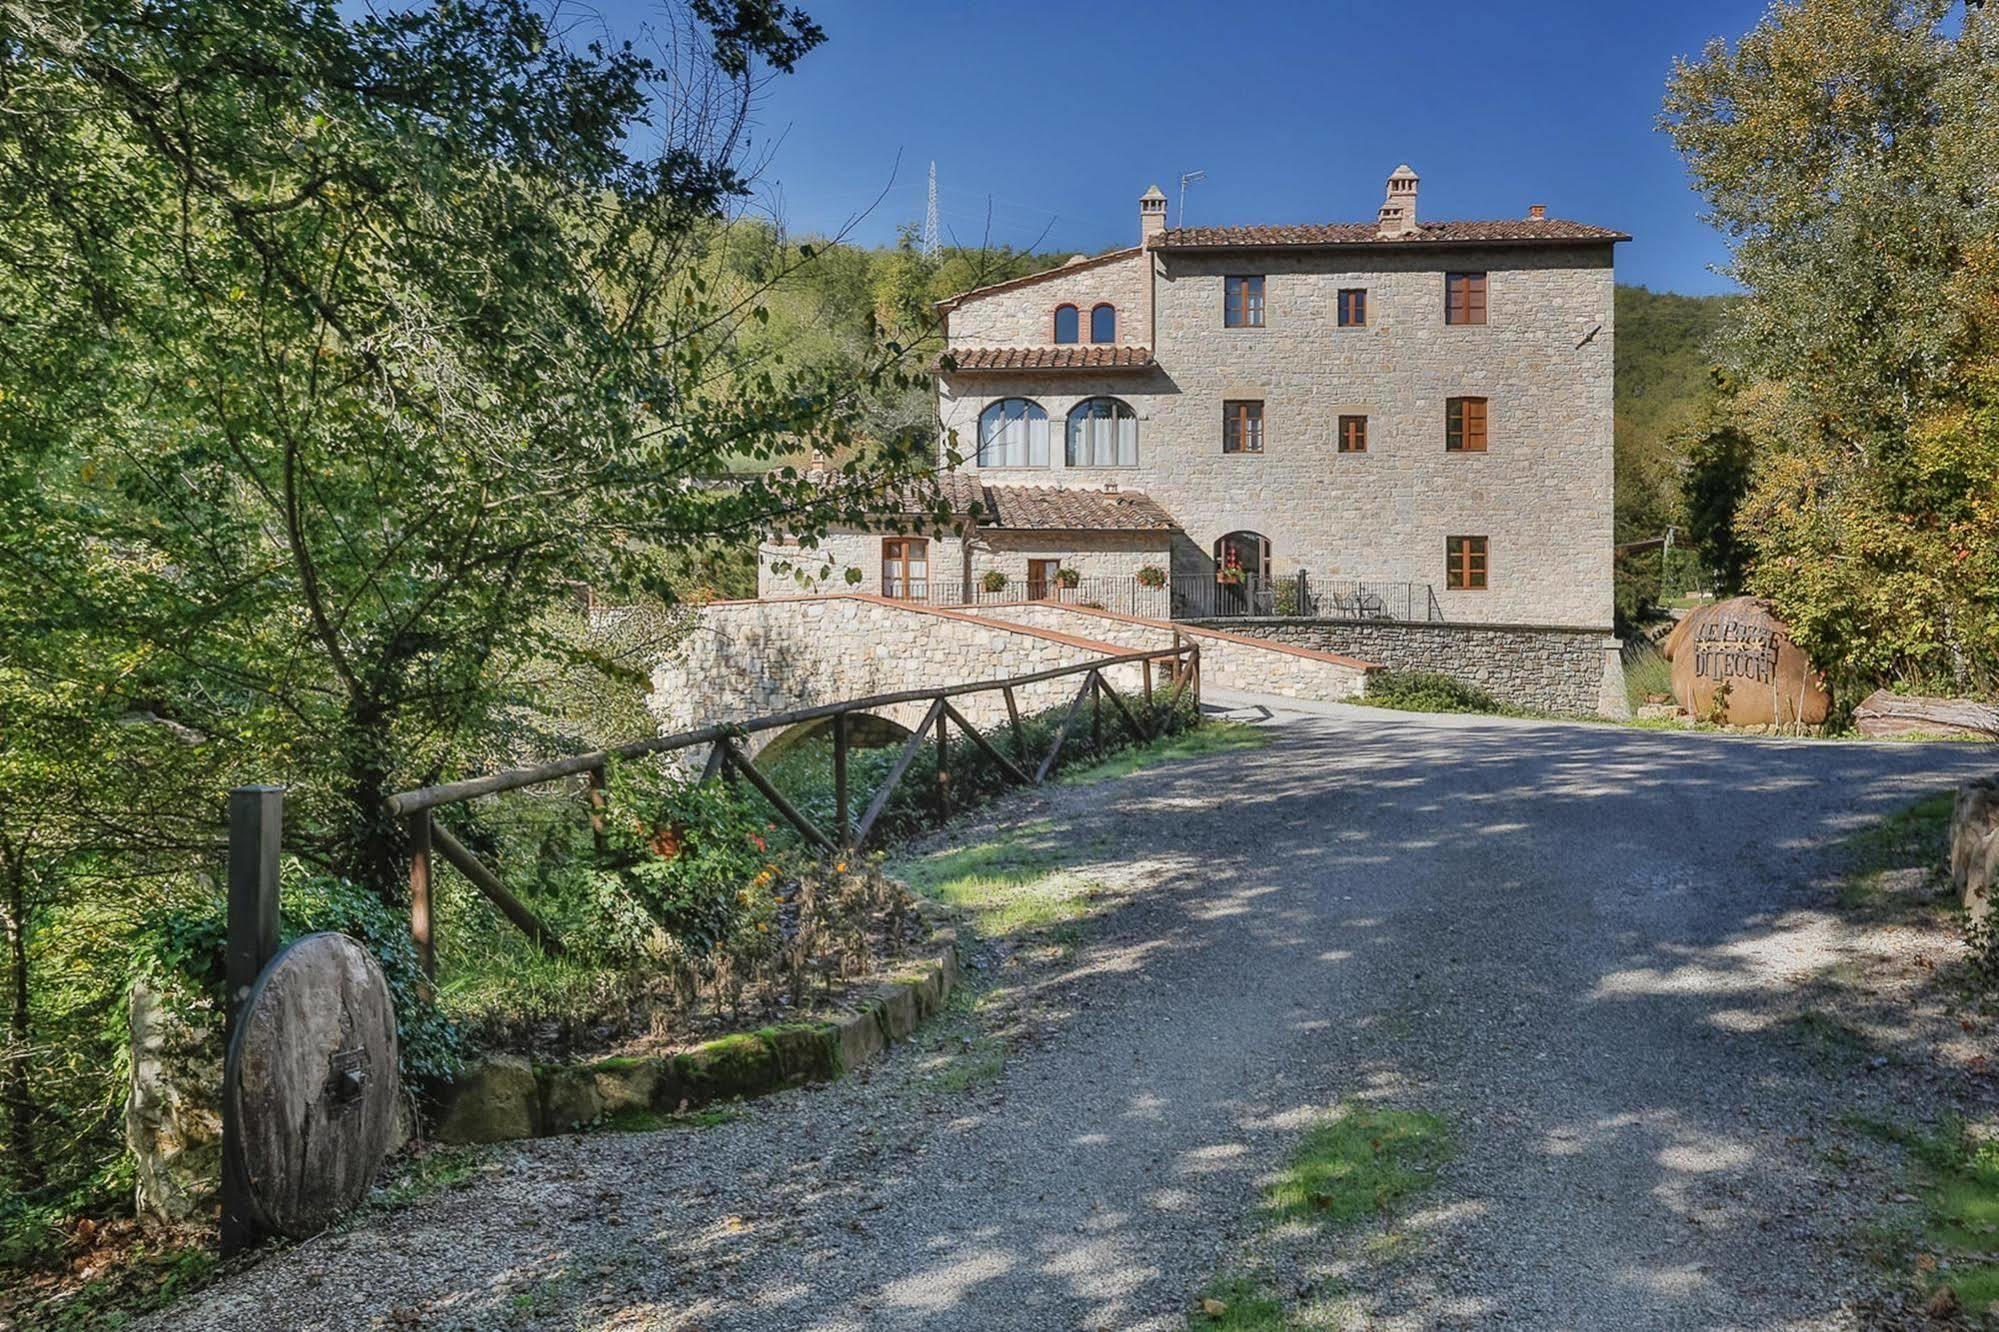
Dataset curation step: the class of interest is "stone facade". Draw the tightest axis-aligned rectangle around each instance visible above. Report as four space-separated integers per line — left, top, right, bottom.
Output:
943 249 1149 348
1198 617 1626 717
935 170 1621 632
758 529 971 602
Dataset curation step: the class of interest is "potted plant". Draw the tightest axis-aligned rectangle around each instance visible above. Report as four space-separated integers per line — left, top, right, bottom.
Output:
1215 551 1245 586
980 569 1008 594
1055 567 1081 590
1135 565 1166 589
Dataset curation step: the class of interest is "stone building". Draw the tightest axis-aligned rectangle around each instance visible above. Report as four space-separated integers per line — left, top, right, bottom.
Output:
751 165 1632 714
918 164 1627 629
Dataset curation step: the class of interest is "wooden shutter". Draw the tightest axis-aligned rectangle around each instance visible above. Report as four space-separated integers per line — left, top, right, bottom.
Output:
1446 273 1488 325
1446 397 1488 452
1339 415 1367 452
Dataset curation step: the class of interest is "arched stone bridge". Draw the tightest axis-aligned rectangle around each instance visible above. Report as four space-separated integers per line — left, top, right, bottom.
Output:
646 594 1375 760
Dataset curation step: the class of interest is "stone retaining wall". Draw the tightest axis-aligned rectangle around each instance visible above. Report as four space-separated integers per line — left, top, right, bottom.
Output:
975 603 1374 704
1190 617 1627 717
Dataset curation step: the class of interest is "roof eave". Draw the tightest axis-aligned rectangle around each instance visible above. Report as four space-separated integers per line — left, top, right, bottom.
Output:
1155 233 1630 254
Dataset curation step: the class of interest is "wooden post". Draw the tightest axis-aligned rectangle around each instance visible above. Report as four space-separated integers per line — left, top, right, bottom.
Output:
408 810 434 980
934 704 949 822
1091 671 1102 753
222 785 282 1257
832 711 850 849
1142 657 1153 705
587 764 608 856
1191 644 1202 714
1003 685 1026 767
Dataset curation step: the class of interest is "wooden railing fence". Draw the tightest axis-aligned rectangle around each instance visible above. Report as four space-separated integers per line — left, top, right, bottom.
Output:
380 641 1201 976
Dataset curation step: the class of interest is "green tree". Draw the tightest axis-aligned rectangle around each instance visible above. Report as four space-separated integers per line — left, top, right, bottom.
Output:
1663 0 1999 691
0 0 933 900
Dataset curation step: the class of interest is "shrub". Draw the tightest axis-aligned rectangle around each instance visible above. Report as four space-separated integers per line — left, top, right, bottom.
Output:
980 569 1008 594
137 865 463 1083
1364 670 1506 715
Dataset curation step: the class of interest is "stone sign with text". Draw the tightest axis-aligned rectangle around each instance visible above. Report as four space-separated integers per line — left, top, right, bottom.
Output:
1662 596 1830 727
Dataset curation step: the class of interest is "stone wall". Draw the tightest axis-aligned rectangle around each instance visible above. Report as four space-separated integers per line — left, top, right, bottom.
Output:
758 529 970 602
1193 617 1626 717
649 596 1149 758
975 603 1374 705
937 243 1616 629
943 250 1148 348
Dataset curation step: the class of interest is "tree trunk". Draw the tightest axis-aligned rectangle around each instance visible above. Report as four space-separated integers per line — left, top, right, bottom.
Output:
1 857 43 1191
332 703 405 905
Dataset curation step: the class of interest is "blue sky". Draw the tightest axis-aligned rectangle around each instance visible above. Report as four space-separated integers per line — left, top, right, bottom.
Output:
677 0 1769 296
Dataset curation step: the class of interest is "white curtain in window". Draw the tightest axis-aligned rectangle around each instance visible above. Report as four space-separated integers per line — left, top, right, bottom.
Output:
978 399 1048 467
1065 398 1137 467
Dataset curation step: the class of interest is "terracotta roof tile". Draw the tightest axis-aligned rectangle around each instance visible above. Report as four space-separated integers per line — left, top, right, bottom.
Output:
939 345 1156 372
1154 218 1629 249
978 484 1176 531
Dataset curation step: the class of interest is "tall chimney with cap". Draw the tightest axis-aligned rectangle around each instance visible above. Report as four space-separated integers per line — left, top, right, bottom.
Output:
1139 185 1168 245
1376 164 1420 238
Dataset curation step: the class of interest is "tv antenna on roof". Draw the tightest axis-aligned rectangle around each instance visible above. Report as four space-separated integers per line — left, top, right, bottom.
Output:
1177 170 1206 228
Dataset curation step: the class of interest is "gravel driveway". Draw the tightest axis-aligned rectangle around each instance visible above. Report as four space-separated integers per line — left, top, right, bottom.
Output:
147 699 1998 1331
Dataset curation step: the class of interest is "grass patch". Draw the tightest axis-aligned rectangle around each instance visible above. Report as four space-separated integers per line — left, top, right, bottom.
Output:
1834 790 1954 911
596 1105 734 1133
1059 718 1268 784
372 1145 493 1209
1187 1104 1448 1329
1190 1277 1291 1329
1623 641 1675 712
1363 670 1520 717
895 823 1109 937
1845 1113 1999 1310
1266 1104 1452 1227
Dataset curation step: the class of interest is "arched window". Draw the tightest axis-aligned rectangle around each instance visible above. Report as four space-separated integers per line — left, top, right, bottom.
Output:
1053 304 1079 344
1090 303 1116 343
978 398 1049 468
1065 397 1137 467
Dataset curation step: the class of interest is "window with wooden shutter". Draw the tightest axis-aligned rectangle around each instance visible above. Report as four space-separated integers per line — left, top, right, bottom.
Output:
1337 288 1368 327
1446 536 1488 590
1223 400 1264 453
1446 396 1488 452
1445 272 1487 325
1224 276 1265 328
1338 414 1368 453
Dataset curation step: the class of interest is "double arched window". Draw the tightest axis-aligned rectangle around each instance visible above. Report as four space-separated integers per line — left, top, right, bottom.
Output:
978 398 1049 468
1053 302 1117 344
1065 397 1137 467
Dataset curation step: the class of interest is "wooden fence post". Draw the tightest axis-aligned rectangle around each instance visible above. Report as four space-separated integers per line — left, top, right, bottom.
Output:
587 764 608 856
832 711 850 849
222 785 282 1257
934 704 949 822
408 810 434 980
1090 671 1102 752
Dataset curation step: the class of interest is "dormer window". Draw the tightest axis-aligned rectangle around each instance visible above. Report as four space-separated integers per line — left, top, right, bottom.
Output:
1053 304 1080 344
1090 303 1116 343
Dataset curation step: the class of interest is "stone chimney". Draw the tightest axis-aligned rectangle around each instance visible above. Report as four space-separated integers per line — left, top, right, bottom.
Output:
1139 185 1168 245
1527 203 1547 221
1376 164 1420 238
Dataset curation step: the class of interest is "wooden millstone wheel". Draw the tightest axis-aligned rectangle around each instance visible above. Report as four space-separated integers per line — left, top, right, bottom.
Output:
225 932 400 1237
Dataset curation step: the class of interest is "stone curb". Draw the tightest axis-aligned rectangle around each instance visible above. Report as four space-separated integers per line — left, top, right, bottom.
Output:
426 910 961 1145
